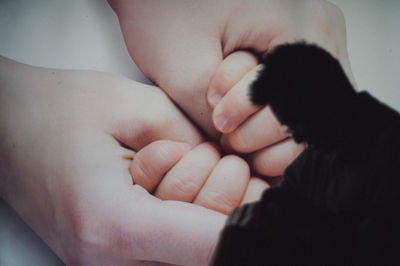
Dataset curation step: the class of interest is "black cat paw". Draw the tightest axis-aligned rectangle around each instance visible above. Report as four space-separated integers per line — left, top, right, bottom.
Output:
249 42 357 149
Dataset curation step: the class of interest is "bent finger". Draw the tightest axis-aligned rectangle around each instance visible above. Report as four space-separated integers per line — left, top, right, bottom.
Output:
130 140 191 192
220 105 289 154
193 155 250 214
208 50 258 108
154 142 220 202
212 64 263 133
251 138 305 177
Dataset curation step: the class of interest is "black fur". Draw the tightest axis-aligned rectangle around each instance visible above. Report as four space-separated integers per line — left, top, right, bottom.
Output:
212 42 400 265
250 42 359 150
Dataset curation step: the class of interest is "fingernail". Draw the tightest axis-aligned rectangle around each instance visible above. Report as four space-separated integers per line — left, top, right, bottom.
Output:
209 93 222 107
214 115 230 132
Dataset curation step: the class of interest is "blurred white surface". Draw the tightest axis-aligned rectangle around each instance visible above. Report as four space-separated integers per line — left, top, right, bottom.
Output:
332 0 400 111
0 0 399 265
0 0 149 83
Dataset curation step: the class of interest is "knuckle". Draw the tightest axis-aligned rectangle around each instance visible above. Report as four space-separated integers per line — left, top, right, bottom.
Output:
219 155 250 184
204 189 238 214
132 154 154 186
198 155 248 213
169 171 200 200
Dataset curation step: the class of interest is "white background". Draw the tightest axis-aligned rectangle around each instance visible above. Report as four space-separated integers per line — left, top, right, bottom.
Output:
0 0 399 265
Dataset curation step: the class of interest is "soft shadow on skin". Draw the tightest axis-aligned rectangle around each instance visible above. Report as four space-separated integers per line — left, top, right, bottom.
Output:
0 199 65 266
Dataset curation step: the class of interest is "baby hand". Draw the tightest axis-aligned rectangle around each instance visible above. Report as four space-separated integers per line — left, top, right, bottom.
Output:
208 51 305 177
130 140 269 214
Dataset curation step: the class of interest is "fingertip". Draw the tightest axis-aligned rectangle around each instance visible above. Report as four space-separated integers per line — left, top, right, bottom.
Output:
208 50 258 109
241 177 270 205
212 111 233 133
223 154 251 176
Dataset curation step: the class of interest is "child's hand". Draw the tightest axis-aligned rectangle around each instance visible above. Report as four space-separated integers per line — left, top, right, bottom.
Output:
110 0 355 140
0 57 224 266
208 51 305 177
130 140 269 214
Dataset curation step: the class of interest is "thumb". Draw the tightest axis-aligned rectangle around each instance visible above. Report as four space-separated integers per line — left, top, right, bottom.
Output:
118 187 227 266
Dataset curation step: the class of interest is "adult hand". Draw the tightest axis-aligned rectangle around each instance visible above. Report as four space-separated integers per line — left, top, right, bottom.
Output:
0 56 222 266
109 0 355 176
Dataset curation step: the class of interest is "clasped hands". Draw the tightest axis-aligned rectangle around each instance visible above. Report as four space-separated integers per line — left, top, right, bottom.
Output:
0 0 354 265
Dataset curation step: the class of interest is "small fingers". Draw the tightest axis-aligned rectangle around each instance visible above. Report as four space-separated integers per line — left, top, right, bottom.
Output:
193 155 250 215
240 177 270 205
208 50 258 108
251 138 305 177
212 65 263 133
130 140 191 192
154 142 220 202
220 105 289 154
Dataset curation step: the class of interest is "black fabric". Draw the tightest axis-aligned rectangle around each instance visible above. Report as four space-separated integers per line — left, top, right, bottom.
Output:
281 92 400 264
211 43 400 265
211 187 358 265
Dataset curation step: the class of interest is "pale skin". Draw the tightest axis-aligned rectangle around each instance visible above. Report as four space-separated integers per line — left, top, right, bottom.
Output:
130 140 269 214
0 1 357 264
209 51 307 178
110 0 356 177
0 56 266 265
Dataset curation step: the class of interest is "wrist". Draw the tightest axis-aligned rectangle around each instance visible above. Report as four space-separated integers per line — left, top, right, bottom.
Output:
0 56 30 203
